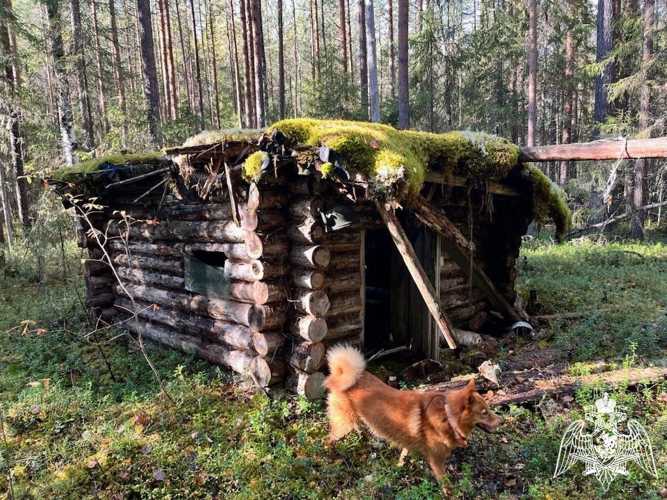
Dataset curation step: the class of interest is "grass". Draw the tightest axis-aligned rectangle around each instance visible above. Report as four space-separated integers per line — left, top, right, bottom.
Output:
1 231 667 499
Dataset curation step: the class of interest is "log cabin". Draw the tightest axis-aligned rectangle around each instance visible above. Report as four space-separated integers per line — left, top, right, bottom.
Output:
49 119 571 399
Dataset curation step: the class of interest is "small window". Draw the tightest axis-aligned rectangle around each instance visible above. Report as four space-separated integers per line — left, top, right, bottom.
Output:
184 251 230 300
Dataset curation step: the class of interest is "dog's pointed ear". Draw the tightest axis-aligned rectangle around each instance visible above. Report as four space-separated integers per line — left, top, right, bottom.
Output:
466 379 476 407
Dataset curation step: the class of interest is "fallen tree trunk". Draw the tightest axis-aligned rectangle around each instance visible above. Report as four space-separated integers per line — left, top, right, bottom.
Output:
286 370 326 400
429 366 667 407
519 137 667 162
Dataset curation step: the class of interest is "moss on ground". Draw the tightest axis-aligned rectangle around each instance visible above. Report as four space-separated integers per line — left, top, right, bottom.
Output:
524 165 573 240
269 118 520 202
51 153 163 182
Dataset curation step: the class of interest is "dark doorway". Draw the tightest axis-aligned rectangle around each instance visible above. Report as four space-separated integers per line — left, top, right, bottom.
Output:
363 217 440 360
363 228 394 353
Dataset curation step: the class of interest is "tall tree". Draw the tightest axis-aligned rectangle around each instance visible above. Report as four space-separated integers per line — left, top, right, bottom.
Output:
365 0 379 122
229 0 243 126
560 1 575 184
388 0 395 98
109 0 128 143
164 0 178 119
249 0 264 127
137 0 161 145
47 0 78 166
338 0 347 73
189 0 205 124
631 0 654 239
397 0 408 129
239 0 253 127
157 0 172 119
278 0 285 119
1 0 29 227
527 0 537 146
208 1 220 128
70 0 94 149
593 0 616 135
358 0 368 119
91 0 109 134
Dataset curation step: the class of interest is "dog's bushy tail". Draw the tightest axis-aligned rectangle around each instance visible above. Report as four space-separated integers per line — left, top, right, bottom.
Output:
324 344 366 393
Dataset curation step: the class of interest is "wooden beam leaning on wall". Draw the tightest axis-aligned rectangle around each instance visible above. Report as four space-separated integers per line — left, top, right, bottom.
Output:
374 202 458 350
410 195 526 323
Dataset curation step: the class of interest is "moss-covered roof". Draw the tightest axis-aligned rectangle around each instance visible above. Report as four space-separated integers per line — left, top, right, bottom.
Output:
51 153 164 182
265 119 520 200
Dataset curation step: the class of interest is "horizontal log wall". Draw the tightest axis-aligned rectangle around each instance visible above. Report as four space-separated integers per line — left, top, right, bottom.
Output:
83 177 291 387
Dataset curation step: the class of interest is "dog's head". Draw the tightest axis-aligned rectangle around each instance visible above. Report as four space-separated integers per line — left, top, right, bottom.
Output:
446 379 504 437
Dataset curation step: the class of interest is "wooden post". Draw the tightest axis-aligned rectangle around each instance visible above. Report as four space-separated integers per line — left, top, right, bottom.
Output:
411 195 526 323
375 202 457 350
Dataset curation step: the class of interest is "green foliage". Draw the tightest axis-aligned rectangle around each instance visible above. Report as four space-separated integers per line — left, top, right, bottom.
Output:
517 234 667 359
242 151 268 183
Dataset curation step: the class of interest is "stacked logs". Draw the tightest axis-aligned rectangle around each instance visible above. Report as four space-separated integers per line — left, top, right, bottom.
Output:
100 181 290 387
284 183 330 399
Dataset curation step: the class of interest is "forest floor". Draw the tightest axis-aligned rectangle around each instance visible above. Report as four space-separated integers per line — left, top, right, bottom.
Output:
1 232 667 499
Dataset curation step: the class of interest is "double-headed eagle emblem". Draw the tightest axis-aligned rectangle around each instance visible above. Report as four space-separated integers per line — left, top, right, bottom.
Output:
554 393 658 491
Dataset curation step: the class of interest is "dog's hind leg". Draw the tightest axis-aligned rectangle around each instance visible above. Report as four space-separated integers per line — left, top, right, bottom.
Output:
397 448 409 467
327 393 356 453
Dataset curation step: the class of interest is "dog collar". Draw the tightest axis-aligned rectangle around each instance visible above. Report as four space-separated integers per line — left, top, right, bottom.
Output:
444 396 468 446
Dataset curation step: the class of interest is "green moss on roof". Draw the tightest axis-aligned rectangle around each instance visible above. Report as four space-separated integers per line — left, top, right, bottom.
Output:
242 151 268 183
183 129 264 147
52 153 163 182
269 118 520 200
524 165 572 241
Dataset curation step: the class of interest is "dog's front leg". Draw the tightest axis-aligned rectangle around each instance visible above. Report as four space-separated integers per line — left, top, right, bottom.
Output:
426 451 452 497
397 448 409 467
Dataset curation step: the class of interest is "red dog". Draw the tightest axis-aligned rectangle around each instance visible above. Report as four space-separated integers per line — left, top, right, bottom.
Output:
325 345 504 482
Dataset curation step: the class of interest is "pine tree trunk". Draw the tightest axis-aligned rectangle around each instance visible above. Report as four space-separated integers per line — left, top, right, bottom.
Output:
157 0 171 120
397 0 409 129
240 0 253 127
365 0 379 122
631 0 654 239
208 1 221 128
0 163 13 249
189 0 205 124
314 0 320 77
137 0 162 146
593 0 616 136
560 2 575 185
278 0 285 119
70 0 94 150
176 2 194 121
47 0 78 166
250 0 265 127
229 0 244 127
292 0 301 115
358 0 368 119
388 0 395 98
1 0 29 227
164 0 178 119
527 0 537 147
339 0 347 73
258 0 269 119
309 0 316 79
109 0 128 144
346 0 353 76
91 0 109 134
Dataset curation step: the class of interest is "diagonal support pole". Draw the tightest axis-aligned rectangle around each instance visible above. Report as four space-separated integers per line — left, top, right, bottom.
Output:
411 195 527 323
375 201 457 350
